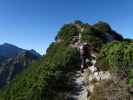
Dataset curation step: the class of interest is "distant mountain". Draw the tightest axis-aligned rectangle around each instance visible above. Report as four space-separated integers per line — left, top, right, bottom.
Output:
0 43 41 59
0 43 25 59
0 43 41 88
29 49 42 57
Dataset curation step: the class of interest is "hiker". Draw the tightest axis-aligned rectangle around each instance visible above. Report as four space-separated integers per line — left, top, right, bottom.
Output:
80 42 91 73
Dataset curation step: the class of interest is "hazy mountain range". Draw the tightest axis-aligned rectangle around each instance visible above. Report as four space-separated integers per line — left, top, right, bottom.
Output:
0 43 41 88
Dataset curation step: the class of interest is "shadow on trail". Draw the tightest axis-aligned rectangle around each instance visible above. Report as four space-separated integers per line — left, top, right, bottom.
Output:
67 70 87 100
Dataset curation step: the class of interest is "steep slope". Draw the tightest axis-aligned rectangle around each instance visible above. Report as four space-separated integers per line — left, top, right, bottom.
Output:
56 20 123 52
0 43 80 100
80 21 123 52
0 50 41 88
0 21 127 100
88 41 133 100
0 43 41 88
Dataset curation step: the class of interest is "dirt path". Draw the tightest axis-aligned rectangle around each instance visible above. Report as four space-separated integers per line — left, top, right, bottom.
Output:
67 54 97 100
67 71 88 100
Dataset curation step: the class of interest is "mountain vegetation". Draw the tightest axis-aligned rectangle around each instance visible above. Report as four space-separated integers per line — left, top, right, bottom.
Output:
90 41 133 100
0 43 80 100
0 43 41 88
96 41 133 85
0 21 132 100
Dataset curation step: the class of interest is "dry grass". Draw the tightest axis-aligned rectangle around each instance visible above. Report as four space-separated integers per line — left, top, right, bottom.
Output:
89 79 132 100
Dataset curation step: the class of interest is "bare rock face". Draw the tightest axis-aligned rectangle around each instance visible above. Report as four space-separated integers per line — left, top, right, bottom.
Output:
83 54 112 100
88 54 111 82
88 71 111 82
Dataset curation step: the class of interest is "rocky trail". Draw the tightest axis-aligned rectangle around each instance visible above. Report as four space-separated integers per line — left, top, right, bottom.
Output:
67 54 96 100
67 54 111 100
67 70 88 100
67 27 111 100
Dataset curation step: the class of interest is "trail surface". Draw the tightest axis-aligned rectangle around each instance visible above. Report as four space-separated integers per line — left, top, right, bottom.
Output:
67 71 88 100
67 55 96 100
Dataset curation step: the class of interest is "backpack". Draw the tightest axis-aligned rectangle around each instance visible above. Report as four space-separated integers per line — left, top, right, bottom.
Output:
80 44 89 55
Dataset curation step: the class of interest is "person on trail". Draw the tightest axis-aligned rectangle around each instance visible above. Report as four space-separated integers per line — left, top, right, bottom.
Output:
80 42 91 73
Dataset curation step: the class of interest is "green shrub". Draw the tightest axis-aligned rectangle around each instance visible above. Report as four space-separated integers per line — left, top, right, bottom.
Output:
129 79 133 85
55 24 79 45
96 41 133 71
0 43 80 100
0 20 126 100
96 41 133 86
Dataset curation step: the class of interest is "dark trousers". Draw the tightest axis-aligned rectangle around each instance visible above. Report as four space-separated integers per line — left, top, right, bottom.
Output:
81 55 87 69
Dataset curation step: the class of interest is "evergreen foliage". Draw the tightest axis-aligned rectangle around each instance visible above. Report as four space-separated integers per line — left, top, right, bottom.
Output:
55 24 79 44
96 41 133 85
81 25 105 52
0 20 130 100
0 42 80 100
93 21 112 33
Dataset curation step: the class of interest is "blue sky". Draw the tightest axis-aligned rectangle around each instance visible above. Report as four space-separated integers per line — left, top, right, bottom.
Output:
0 0 132 54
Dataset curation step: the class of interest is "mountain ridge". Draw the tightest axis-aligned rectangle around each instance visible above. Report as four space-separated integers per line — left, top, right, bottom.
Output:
0 43 41 88
0 21 132 100
0 42 41 59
